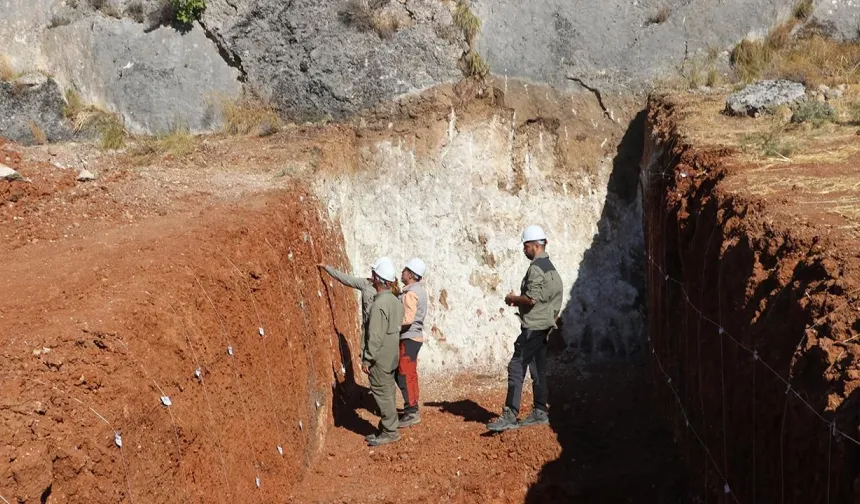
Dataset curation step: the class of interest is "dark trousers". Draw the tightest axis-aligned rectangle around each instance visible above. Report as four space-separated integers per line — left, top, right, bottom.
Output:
505 328 549 415
396 339 422 414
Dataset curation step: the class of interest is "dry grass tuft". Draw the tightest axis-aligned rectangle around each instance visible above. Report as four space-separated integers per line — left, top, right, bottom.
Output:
130 123 199 163
793 0 814 21
0 55 16 82
453 0 481 44
731 26 860 87
647 6 671 26
220 94 283 136
340 0 401 39
64 89 127 150
29 121 47 145
462 50 489 78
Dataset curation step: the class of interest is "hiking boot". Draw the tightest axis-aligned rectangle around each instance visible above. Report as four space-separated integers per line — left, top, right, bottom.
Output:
399 411 421 428
365 432 379 442
368 431 401 446
518 409 549 428
486 407 519 432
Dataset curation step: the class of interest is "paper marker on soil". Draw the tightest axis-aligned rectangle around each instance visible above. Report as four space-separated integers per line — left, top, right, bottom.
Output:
227 346 233 356
298 420 303 431
114 432 123 447
255 477 261 489
161 396 172 407
277 445 284 456
258 327 265 337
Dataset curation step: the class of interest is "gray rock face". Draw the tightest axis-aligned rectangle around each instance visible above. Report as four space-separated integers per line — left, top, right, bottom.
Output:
205 0 465 120
41 17 242 134
725 80 807 116
76 169 96 182
472 0 810 91
814 0 860 40
0 77 73 145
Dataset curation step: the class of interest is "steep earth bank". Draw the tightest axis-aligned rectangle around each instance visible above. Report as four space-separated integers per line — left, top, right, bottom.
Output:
643 92 860 502
1 175 361 502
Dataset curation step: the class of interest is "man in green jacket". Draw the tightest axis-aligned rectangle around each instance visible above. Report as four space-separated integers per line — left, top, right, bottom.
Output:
488 225 564 432
317 260 380 361
362 257 405 446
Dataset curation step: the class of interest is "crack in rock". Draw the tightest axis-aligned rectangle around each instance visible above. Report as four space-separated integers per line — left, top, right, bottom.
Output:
567 76 611 119
198 20 247 82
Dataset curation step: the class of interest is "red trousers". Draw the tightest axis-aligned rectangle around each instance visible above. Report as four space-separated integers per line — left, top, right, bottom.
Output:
396 339 422 414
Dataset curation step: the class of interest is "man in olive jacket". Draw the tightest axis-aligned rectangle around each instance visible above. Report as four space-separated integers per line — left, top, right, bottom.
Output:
362 257 405 446
488 225 563 432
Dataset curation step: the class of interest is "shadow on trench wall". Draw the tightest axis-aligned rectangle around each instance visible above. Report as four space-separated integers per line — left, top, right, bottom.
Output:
556 110 647 358
525 111 690 503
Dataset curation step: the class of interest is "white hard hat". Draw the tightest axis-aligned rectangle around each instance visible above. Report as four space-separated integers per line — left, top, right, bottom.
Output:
372 257 397 283
405 258 427 278
521 225 547 243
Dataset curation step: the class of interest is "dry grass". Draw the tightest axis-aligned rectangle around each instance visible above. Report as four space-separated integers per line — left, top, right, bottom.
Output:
125 1 146 23
647 6 670 26
219 94 283 136
64 89 127 150
340 0 401 39
28 121 47 145
731 14 860 87
130 123 199 164
462 50 489 78
793 0 814 21
453 1 481 45
0 55 16 82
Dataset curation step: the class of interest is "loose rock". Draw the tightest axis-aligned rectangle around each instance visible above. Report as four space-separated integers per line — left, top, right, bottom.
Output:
725 80 807 117
0 163 23 181
76 169 96 182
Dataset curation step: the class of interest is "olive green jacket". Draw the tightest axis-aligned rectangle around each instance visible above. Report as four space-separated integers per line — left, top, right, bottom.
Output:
363 290 405 373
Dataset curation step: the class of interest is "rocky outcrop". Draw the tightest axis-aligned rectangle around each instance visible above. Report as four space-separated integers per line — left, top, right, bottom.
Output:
472 0 852 91
202 0 465 120
40 17 241 134
0 75 72 145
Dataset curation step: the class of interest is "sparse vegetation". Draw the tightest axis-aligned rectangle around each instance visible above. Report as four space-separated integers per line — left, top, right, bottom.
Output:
47 14 72 28
63 89 127 150
647 6 671 26
339 0 402 39
219 94 283 136
130 123 199 163
170 0 205 24
0 55 16 82
462 50 489 77
727 0 860 86
793 0 814 21
89 0 106 10
126 1 146 23
849 103 860 125
29 121 47 145
791 100 837 126
453 0 481 44
741 122 797 159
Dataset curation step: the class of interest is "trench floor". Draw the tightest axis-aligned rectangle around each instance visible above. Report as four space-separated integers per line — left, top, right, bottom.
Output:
289 361 690 504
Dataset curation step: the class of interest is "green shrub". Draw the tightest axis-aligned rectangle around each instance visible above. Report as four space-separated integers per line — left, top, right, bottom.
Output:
791 100 837 126
170 0 205 25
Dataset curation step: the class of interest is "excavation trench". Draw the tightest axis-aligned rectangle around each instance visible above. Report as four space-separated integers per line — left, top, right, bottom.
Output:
4 82 857 504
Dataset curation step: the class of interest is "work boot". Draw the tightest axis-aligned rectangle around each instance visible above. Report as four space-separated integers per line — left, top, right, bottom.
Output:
399 411 421 428
365 432 379 442
486 407 519 432
368 431 401 446
518 409 549 428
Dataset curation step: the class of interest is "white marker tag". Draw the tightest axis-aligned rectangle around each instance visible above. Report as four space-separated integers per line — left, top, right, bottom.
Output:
227 346 233 356
114 433 123 447
259 327 265 337
161 396 172 407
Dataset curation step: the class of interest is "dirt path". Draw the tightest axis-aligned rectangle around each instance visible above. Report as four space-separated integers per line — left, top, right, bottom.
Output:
290 360 689 504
